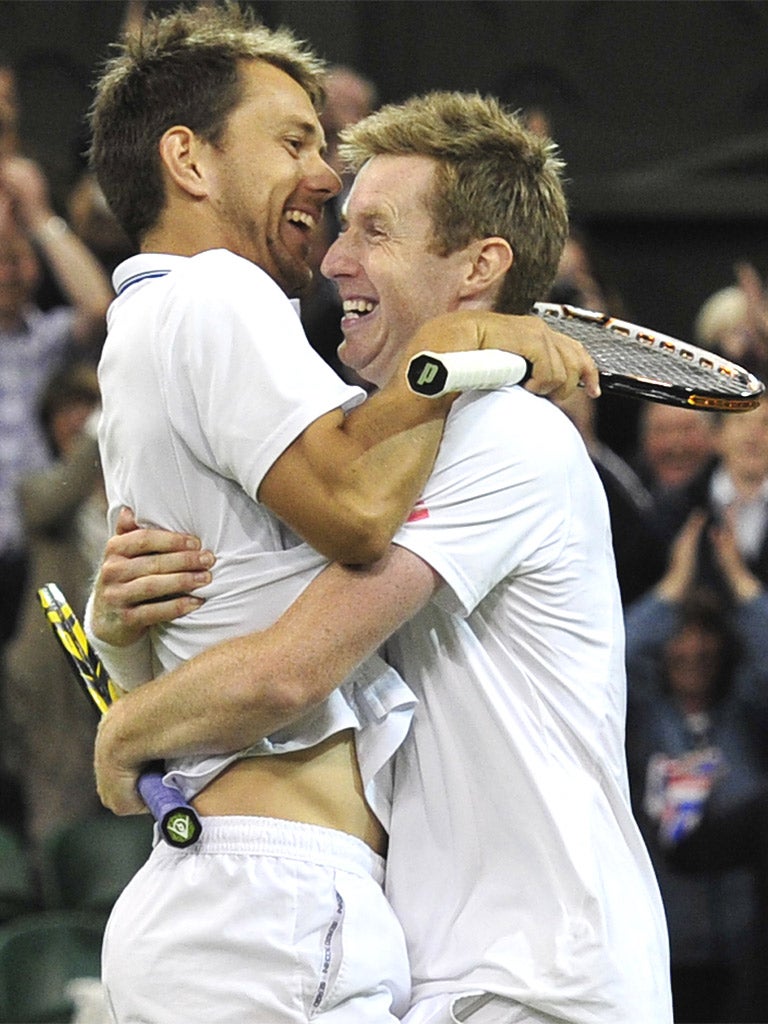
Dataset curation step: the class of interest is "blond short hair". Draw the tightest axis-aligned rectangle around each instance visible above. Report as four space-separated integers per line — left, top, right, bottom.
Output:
694 286 748 348
339 91 568 313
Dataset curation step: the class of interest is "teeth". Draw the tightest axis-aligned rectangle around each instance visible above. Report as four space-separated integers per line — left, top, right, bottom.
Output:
343 299 376 314
285 209 316 228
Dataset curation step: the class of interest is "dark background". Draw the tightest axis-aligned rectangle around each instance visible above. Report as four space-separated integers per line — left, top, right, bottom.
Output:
4 0 768 345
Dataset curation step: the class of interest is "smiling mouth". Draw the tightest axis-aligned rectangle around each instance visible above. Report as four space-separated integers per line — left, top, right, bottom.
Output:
342 298 377 320
284 209 317 233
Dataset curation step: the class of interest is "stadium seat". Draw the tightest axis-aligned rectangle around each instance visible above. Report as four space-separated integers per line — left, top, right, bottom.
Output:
0 911 104 1023
41 814 153 917
0 825 38 923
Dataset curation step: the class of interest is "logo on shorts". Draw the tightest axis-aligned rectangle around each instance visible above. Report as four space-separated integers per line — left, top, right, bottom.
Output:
165 811 201 847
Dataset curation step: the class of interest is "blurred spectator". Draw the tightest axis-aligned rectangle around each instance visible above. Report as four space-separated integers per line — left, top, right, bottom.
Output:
695 284 751 358
300 64 378 379
555 386 666 604
4 361 107 861
633 402 718 499
648 399 768 597
66 169 134 276
521 105 553 140
548 224 620 314
625 510 768 1023
320 64 379 181
0 157 112 806
0 50 19 158
546 223 639 457
694 263 768 382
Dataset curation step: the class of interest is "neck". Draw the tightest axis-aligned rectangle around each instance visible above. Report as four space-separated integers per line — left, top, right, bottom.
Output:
142 201 225 257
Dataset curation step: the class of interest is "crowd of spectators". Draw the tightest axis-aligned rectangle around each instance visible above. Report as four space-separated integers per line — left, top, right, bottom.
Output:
3 8 768 1022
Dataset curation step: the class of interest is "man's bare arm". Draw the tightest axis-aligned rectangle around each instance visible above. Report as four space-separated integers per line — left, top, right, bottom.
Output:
94 545 437 814
260 311 598 564
1 155 113 345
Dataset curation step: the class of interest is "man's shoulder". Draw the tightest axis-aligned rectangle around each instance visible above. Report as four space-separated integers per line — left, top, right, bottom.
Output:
451 385 580 449
189 249 270 282
114 250 278 297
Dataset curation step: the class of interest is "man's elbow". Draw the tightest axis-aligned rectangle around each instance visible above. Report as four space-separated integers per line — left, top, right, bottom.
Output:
315 506 396 566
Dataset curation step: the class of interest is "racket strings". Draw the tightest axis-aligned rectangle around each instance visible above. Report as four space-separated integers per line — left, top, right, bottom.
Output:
536 308 760 398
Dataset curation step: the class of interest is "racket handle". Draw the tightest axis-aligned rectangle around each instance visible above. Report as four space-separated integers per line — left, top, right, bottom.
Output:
137 768 203 849
406 349 532 398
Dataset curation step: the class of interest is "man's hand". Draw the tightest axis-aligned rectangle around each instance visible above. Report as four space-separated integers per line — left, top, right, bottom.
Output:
95 704 147 815
486 313 600 402
655 509 706 603
408 310 600 402
0 155 52 231
91 507 214 647
710 508 762 604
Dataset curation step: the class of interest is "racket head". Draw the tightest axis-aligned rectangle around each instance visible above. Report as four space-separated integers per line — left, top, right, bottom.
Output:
37 583 119 715
533 302 765 411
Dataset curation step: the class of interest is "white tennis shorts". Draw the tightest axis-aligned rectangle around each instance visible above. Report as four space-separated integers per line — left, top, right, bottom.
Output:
102 816 410 1023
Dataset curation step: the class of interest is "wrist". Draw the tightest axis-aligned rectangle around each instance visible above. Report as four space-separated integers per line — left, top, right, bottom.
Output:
96 702 138 776
655 579 684 603
31 213 70 244
731 576 762 603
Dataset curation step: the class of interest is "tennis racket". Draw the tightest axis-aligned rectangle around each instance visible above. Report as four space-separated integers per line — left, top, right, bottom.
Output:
37 582 202 849
406 302 765 411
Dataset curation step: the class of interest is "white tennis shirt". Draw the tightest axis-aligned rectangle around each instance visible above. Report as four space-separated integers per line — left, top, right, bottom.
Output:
97 250 416 825
385 386 672 1023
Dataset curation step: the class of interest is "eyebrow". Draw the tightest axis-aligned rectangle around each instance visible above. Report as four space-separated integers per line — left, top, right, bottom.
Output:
280 117 328 154
340 199 395 228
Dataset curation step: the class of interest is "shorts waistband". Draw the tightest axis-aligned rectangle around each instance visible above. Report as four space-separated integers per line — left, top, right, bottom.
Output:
152 815 386 884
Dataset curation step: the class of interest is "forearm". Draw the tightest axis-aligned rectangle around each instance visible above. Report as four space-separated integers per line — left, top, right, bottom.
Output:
85 592 154 691
96 549 436 772
30 213 113 334
262 310 592 564
260 317 461 563
2 156 112 340
331 312 547 540
98 631 303 768
262 406 445 564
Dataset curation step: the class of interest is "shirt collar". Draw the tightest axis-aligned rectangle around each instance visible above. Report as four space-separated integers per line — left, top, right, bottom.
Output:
112 253 192 296
112 251 302 317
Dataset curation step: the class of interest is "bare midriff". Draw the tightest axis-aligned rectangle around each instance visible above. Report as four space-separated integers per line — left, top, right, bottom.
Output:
191 728 387 856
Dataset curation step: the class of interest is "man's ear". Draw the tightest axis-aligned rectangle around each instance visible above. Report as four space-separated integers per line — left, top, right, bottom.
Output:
459 237 513 302
157 126 210 199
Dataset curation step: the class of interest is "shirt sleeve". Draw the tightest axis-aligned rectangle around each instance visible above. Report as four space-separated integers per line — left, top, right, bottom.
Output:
391 388 575 616
161 254 365 498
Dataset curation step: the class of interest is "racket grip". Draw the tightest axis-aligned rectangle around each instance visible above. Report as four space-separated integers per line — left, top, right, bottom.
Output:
406 350 532 398
137 768 203 849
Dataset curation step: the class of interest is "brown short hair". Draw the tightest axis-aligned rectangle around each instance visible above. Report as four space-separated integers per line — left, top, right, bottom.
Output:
339 91 568 314
88 3 326 246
